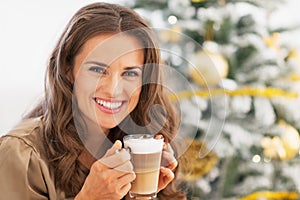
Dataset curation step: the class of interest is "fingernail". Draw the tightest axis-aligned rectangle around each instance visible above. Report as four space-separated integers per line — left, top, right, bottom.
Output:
114 140 122 148
132 172 136 179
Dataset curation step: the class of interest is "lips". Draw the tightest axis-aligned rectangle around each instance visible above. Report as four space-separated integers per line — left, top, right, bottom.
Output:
94 97 124 114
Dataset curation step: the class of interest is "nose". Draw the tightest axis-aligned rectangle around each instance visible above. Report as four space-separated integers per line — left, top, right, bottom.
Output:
98 73 123 97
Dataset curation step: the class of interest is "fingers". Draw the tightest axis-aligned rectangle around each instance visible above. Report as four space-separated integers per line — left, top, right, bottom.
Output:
155 134 164 140
100 140 133 171
100 149 131 169
161 167 174 180
160 142 178 171
163 142 174 155
118 183 131 198
162 151 178 171
83 141 135 199
155 134 178 171
90 161 134 193
118 172 136 189
81 163 133 199
104 140 122 157
108 171 135 198
114 159 134 173
158 167 175 192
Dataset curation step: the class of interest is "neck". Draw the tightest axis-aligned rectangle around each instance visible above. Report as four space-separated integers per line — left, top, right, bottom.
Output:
75 116 114 168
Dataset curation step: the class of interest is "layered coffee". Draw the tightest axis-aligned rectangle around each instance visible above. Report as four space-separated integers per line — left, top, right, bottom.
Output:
130 151 162 195
123 134 164 198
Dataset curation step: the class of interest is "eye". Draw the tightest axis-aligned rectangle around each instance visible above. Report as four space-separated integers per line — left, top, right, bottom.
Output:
89 66 107 74
123 70 139 77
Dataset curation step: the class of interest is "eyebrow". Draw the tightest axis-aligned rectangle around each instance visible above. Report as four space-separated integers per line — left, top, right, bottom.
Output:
85 61 143 71
124 66 143 71
85 61 108 67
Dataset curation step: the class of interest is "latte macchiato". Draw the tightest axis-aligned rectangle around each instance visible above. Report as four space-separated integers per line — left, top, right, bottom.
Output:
123 134 164 199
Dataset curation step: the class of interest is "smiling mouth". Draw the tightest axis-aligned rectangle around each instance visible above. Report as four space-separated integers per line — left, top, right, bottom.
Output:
94 98 124 110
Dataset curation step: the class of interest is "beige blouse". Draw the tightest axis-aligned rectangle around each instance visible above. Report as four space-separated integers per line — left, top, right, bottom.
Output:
0 117 68 199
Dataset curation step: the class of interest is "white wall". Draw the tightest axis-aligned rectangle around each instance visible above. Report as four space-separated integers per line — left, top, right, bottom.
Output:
0 0 121 135
0 0 300 135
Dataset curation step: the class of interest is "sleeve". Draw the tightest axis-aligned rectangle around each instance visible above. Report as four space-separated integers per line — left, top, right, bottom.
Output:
0 136 49 200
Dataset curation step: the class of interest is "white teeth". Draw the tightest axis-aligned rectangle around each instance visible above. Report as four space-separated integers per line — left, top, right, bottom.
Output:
96 99 122 109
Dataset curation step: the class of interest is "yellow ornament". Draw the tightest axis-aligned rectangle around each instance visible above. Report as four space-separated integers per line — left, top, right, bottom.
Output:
287 49 300 67
191 0 207 3
261 136 286 160
240 190 300 200
189 50 229 87
178 139 218 181
287 49 300 82
279 120 300 160
261 120 300 161
286 49 300 62
263 32 280 51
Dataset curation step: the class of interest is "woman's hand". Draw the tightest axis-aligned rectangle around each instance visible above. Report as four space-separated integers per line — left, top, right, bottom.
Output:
75 140 135 200
156 135 178 192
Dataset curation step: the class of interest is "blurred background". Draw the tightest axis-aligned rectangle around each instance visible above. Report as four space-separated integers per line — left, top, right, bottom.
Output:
1 0 300 199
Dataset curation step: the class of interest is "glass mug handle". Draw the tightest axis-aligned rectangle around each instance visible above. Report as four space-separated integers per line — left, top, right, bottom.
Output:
115 146 131 154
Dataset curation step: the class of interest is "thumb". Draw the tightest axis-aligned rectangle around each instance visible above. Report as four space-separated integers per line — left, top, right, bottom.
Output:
104 140 122 157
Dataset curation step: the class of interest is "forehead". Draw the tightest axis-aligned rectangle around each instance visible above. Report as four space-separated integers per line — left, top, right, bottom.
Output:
81 33 144 63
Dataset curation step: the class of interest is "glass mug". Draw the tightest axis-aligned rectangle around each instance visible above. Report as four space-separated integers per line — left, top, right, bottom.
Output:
123 134 164 199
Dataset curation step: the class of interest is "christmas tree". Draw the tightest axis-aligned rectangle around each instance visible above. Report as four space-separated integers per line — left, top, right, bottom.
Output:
125 0 300 199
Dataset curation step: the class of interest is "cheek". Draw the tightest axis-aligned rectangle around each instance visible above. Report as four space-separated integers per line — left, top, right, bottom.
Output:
127 84 142 107
73 74 98 101
74 79 85 100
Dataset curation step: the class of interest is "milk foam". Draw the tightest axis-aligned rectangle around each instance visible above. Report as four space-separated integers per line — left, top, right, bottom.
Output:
124 137 163 154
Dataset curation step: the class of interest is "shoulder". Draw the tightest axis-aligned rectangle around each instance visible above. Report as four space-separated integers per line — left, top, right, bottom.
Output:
0 117 46 173
0 117 63 199
0 117 44 157
0 117 50 180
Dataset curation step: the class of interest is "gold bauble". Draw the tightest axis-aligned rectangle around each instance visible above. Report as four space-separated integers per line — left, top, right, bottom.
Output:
261 120 300 161
178 139 218 181
279 120 300 160
189 50 229 87
261 136 285 160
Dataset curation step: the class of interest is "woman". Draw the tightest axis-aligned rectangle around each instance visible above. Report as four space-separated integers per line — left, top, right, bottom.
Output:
0 2 186 200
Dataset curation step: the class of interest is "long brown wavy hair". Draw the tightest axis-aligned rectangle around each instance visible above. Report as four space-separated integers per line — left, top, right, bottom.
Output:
25 2 185 199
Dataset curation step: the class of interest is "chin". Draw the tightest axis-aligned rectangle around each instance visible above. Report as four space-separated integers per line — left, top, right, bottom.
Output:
98 122 119 131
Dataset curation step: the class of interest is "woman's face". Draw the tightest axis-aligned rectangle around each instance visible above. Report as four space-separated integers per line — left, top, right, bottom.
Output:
73 33 144 134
